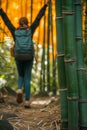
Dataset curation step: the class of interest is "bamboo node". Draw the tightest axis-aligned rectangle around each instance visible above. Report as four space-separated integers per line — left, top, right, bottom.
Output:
80 125 87 128
61 119 68 123
76 68 86 71
67 97 79 100
62 11 75 15
56 16 63 19
59 88 67 92
79 99 87 103
74 2 82 5
75 36 82 40
60 128 68 130
64 59 76 63
57 54 65 57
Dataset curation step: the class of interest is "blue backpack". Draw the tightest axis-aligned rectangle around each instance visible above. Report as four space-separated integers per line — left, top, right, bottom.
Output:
14 29 34 60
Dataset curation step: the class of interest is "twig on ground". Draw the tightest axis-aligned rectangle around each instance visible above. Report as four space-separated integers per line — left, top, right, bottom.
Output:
42 122 47 127
39 127 46 130
28 124 29 130
37 120 43 126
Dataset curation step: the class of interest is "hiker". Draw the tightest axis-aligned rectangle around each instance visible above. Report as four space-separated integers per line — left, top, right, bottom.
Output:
0 0 50 108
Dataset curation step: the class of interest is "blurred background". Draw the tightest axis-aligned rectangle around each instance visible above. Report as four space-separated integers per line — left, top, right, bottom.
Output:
0 0 86 96
0 0 58 96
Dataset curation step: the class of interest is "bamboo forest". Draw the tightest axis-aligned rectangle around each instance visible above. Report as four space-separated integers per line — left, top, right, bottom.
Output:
0 0 87 130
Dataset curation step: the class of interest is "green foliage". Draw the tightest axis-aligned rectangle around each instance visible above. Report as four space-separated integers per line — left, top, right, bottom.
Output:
0 36 17 89
0 38 58 95
31 43 58 95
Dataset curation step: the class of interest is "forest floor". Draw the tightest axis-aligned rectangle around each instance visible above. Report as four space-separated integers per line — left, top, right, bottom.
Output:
0 87 61 130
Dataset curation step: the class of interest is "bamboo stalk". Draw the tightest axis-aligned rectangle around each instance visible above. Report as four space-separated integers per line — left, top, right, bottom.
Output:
20 0 23 17
39 0 46 95
75 0 87 129
51 0 57 95
2 0 8 41
0 0 2 8
62 0 79 129
25 0 27 17
83 0 87 65
30 0 33 24
55 0 68 130
47 0 51 93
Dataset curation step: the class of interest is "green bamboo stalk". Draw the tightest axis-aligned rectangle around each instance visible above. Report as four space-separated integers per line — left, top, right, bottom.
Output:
75 0 87 129
83 0 87 44
47 1 51 93
62 0 79 130
42 0 46 94
35 12 41 72
55 0 68 129
40 0 46 95
84 0 87 65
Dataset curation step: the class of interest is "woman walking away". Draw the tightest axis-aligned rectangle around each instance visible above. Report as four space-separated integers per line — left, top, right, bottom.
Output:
0 0 50 108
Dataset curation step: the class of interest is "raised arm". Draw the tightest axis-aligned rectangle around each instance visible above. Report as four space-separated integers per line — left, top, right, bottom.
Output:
30 0 50 35
0 8 16 38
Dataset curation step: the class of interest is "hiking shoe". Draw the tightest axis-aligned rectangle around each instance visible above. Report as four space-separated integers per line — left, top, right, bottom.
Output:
24 101 31 108
16 89 23 104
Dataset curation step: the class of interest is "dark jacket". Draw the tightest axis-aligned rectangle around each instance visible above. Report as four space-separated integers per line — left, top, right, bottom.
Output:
0 4 48 40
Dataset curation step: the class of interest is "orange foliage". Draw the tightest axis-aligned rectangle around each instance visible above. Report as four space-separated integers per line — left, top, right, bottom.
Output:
0 0 56 58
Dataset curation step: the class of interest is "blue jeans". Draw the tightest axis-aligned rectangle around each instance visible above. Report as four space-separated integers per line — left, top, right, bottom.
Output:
16 59 33 100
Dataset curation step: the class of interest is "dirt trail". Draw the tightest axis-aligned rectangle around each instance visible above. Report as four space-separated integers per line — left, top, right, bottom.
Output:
0 94 60 130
